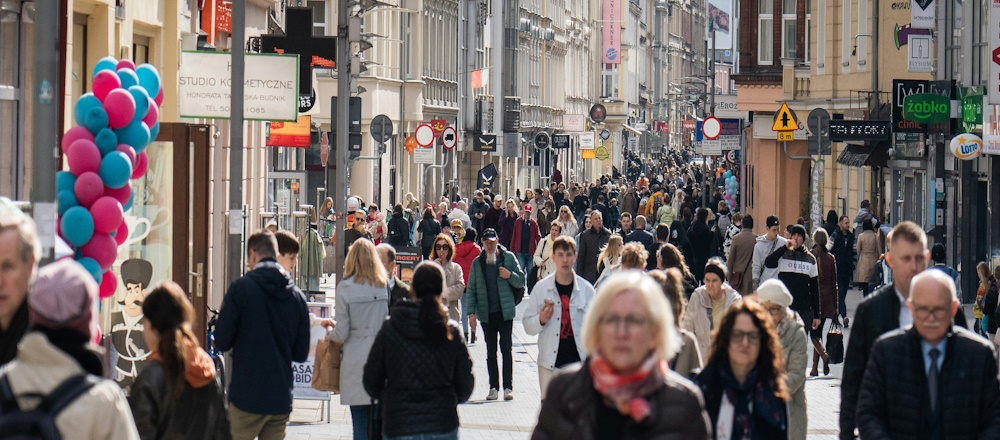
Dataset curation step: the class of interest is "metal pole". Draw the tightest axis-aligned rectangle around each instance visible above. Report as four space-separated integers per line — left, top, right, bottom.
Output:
31 0 61 265
492 0 504 165
710 29 716 115
335 0 351 279
227 0 246 287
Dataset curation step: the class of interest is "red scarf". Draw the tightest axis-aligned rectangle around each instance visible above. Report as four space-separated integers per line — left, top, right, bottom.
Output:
589 353 668 422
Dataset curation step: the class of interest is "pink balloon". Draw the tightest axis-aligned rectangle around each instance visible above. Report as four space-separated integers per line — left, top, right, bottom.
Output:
62 126 95 153
66 139 102 175
81 233 117 271
116 59 136 71
154 88 164 107
92 70 121 102
90 196 124 234
103 89 136 129
131 152 148 179
99 270 118 299
104 181 132 206
74 172 104 208
142 102 159 128
115 144 136 165
114 220 129 246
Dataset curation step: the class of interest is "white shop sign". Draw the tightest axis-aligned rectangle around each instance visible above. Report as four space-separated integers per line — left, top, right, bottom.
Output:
178 51 299 121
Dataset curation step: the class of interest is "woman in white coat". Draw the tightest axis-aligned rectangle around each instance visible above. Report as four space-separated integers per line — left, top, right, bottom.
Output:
431 233 466 323
533 222 562 282
682 259 742 357
555 205 579 239
521 236 595 399
330 239 390 440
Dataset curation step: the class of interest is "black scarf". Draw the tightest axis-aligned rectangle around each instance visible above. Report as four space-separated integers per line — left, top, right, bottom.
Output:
0 300 29 365
34 327 104 376
720 363 787 440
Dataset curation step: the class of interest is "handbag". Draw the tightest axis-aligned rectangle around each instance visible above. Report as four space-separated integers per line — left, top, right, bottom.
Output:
367 399 383 440
826 322 845 364
311 337 343 393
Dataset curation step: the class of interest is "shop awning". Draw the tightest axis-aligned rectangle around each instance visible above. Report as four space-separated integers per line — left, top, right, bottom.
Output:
836 142 890 167
623 124 643 135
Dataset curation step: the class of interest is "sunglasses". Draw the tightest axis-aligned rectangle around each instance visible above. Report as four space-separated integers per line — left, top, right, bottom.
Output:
435 243 450 250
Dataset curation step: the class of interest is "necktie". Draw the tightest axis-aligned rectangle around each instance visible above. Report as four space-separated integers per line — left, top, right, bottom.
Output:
928 348 940 413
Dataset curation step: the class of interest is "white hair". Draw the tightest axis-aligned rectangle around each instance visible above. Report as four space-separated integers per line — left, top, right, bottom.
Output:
909 269 958 302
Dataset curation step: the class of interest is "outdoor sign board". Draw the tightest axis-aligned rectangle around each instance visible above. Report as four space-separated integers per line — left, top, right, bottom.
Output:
267 115 311 147
602 0 621 64
474 134 497 152
552 134 571 149
828 120 892 142
563 114 586 132
179 51 299 121
991 0 1000 104
950 133 983 160
902 93 951 124
983 105 1000 154
580 132 596 149
893 79 928 133
960 87 984 134
696 119 742 141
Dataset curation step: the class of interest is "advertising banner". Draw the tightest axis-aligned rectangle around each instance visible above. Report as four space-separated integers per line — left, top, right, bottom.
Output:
580 132 596 150
911 0 936 29
394 247 422 283
984 105 1000 154
992 0 1000 104
563 114 587 132
267 115 311 147
291 302 332 400
708 0 733 50
893 79 928 133
179 51 298 121
602 0 621 64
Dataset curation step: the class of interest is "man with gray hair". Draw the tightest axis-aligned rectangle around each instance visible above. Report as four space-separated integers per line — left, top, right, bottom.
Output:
375 243 410 310
856 270 1000 439
0 197 39 365
448 200 472 229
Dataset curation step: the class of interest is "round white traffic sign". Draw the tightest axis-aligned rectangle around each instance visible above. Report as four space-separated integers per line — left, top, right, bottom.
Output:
415 123 435 147
441 126 458 150
703 116 722 140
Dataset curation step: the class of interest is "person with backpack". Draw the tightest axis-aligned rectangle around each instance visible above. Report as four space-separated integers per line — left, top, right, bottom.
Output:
0 259 140 440
129 281 230 439
386 204 412 249
645 186 666 224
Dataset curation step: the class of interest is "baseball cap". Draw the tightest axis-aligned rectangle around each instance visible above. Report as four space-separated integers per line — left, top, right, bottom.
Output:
482 228 498 241
523 204 532 212
29 259 100 343
766 215 780 228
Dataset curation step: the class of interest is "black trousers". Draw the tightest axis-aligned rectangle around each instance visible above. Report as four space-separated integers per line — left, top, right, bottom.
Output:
482 312 513 390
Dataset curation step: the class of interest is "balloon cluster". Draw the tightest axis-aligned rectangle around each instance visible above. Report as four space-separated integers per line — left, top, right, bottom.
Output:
57 56 162 299
723 170 738 209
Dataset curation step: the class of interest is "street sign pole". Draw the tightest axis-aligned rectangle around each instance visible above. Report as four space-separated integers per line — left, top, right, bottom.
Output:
335 0 351 280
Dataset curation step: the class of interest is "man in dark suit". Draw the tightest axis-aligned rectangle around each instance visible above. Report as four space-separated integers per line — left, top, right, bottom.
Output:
840 221 968 440
856 269 1000 440
376 243 411 309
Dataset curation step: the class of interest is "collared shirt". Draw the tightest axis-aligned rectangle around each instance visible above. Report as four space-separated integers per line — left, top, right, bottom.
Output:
896 288 913 328
920 338 947 375
388 276 396 290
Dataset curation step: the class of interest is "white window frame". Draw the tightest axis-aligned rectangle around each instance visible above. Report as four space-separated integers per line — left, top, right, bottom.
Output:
857 0 867 70
759 0 774 65
308 1 327 36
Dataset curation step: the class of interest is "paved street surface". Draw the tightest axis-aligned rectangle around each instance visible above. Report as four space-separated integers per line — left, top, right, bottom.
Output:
286 283 973 439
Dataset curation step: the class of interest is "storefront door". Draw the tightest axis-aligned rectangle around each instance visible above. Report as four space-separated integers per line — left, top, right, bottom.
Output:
270 171 308 229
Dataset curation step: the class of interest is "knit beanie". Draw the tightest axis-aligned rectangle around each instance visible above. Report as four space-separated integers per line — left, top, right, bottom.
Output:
28 259 100 343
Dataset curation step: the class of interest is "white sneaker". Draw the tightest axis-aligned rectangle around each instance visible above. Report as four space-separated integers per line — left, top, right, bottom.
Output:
486 388 499 400
504 388 514 401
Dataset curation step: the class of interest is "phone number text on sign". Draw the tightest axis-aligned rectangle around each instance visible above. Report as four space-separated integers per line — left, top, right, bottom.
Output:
178 51 299 121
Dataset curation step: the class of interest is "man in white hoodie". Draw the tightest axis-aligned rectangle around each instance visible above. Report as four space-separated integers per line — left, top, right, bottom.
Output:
448 200 472 229
752 215 787 291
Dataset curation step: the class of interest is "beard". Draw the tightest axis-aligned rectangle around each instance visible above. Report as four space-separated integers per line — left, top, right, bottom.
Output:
486 251 497 265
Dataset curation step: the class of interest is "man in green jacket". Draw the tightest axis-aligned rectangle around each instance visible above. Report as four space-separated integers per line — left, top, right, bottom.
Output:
466 228 525 401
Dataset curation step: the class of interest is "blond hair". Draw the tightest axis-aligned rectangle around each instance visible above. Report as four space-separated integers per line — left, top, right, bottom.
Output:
620 242 649 270
597 235 624 270
581 270 681 361
344 239 388 288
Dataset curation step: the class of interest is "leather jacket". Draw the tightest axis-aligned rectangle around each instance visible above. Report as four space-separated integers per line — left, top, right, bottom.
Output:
129 360 230 440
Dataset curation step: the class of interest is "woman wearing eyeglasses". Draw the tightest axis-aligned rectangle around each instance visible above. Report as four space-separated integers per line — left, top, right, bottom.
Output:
432 234 466 325
682 260 742 358
695 300 790 440
532 271 711 440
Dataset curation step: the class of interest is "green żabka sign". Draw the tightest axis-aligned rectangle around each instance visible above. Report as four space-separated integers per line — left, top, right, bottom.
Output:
902 93 951 125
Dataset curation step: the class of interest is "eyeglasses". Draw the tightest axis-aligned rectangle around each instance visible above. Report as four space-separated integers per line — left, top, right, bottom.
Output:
435 244 450 250
600 314 651 332
730 330 761 345
355 217 367 223
913 306 950 319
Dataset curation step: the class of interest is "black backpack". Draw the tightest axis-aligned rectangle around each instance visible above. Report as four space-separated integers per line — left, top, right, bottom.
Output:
479 249 525 305
0 374 98 440
652 194 664 214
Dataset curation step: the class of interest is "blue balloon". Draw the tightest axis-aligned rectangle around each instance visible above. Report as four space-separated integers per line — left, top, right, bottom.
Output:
136 64 161 98
128 86 150 124
114 121 150 151
57 190 78 216
123 190 134 212
84 107 109 134
99 151 133 189
76 257 102 283
117 68 139 90
92 56 118 77
724 170 733 179
61 206 94 247
95 128 118 157
56 171 77 193
147 121 160 146
74 93 102 127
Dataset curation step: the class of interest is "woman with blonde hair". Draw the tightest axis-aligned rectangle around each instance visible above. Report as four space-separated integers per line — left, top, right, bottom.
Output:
620 242 649 270
533 222 563 281
431 233 466 324
594 235 624 286
555 205 579 239
331 239 390 440
532 271 711 439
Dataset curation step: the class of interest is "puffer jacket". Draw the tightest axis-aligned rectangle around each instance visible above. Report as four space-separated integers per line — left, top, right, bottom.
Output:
531 359 711 440
681 285 742 357
453 240 482 285
856 327 1000 440
777 310 809 440
363 302 474 438
465 246 526 324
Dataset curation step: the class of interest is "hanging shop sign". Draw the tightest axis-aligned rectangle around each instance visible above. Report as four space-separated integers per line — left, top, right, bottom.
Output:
902 93 951 124
178 51 298 121
950 133 983 160
267 115 311 147
828 120 892 142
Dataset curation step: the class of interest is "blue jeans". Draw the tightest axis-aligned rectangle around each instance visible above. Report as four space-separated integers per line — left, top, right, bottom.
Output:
515 252 533 275
384 430 459 440
837 270 853 318
460 288 469 335
350 405 370 440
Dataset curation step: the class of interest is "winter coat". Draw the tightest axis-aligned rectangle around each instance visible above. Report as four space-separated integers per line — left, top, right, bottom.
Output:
621 189 639 216
469 200 489 230
777 310 809 440
498 212 519 249
417 218 442 248
856 230 881 284
130 349 231 440
387 213 412 248
656 205 678 227
367 216 388 245
363 302 474 438
688 221 714 280
438 260 466 322
671 330 704 379
330 275 390 405
752 235 787 289
214 259 310 415
624 228 656 250
727 229 757 296
465 247 526 324
557 219 579 239
668 220 695 270
576 227 612 284
852 208 874 238
3 332 140 440
522 273 594 369
830 228 856 275
453 241 482 285
812 248 840 319
722 223 741 262
856 327 1000 440
0 299 27 366
448 208 472 229
682 285 742 357
483 206 503 233
695 361 789 440
533 235 558 280
344 228 373 256
982 278 999 334
532 359 712 440
511 217 542 255
765 246 820 318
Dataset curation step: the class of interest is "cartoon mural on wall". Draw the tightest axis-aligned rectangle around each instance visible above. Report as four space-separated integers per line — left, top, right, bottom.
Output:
110 258 152 392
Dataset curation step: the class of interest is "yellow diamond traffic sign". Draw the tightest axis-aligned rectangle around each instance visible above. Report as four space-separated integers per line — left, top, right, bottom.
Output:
772 102 801 131
777 131 794 141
